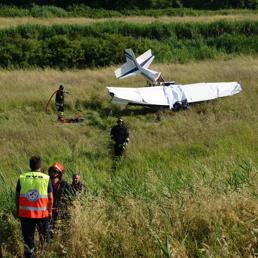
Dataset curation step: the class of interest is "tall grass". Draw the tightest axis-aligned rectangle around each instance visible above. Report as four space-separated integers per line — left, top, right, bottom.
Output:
2 14 258 29
0 57 257 256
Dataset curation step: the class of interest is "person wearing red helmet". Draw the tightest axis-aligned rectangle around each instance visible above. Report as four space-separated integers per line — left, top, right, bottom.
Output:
48 162 71 224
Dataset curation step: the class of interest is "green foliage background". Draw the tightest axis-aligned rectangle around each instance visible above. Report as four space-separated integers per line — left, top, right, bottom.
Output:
0 21 257 69
0 0 257 9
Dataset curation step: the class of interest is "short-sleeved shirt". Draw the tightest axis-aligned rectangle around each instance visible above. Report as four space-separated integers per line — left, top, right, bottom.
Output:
16 178 53 193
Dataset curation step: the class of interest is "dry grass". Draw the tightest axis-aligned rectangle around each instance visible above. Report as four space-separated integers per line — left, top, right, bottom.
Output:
58 192 257 257
0 56 257 115
0 14 258 28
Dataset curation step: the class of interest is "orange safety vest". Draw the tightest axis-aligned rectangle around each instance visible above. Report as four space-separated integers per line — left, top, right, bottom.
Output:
18 172 50 219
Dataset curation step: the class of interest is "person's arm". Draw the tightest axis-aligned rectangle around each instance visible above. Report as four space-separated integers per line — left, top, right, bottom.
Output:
55 90 59 102
15 179 21 217
125 127 129 139
110 127 115 140
15 192 20 217
124 127 129 144
48 192 53 218
47 179 53 218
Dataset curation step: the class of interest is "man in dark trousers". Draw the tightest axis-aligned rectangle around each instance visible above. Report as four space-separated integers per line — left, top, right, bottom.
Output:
55 85 70 122
16 156 53 258
110 118 129 157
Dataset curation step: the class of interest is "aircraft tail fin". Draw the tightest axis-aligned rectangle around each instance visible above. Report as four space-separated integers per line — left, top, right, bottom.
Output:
115 49 161 82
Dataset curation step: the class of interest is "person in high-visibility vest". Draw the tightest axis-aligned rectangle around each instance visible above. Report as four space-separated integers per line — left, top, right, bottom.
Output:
16 156 53 258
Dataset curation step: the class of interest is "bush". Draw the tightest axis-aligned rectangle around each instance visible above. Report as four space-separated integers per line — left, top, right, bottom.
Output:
0 21 257 68
0 1 257 9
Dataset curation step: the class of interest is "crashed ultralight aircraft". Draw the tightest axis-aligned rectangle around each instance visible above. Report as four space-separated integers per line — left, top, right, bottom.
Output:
107 49 242 110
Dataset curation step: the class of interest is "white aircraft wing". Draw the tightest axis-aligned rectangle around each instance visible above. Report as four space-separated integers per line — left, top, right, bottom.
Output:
107 86 167 105
107 82 242 108
180 82 241 103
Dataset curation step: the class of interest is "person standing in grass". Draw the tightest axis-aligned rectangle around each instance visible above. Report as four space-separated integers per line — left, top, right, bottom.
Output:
110 117 129 157
55 85 65 122
16 156 53 258
55 85 70 122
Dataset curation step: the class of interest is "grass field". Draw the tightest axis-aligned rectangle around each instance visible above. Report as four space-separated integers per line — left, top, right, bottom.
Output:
0 14 258 28
0 57 257 257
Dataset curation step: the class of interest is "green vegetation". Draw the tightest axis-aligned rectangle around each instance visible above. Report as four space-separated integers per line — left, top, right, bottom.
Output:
0 20 257 69
0 58 257 257
0 5 257 18
0 0 257 10
0 4 257 257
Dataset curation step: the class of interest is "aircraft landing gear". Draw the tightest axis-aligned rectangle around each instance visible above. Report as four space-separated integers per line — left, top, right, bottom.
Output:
172 100 189 112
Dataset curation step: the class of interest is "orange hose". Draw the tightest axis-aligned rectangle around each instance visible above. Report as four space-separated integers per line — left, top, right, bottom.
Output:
45 90 57 113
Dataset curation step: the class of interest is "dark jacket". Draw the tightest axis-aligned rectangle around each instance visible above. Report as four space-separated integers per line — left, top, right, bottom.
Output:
55 90 64 105
52 180 72 219
110 124 129 144
71 182 86 196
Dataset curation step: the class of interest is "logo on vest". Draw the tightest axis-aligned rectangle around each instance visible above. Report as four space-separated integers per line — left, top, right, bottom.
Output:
26 189 39 202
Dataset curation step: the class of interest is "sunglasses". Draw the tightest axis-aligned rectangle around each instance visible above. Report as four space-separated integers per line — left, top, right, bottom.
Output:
49 169 60 178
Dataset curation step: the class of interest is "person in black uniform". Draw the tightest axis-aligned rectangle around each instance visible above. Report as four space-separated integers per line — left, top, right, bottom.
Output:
110 118 129 157
55 85 70 122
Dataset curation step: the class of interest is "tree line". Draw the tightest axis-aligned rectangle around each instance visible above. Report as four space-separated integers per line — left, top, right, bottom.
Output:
0 0 257 10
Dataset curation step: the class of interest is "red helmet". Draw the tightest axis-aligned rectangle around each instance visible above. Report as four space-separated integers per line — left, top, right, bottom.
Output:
52 162 64 173
48 162 64 177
